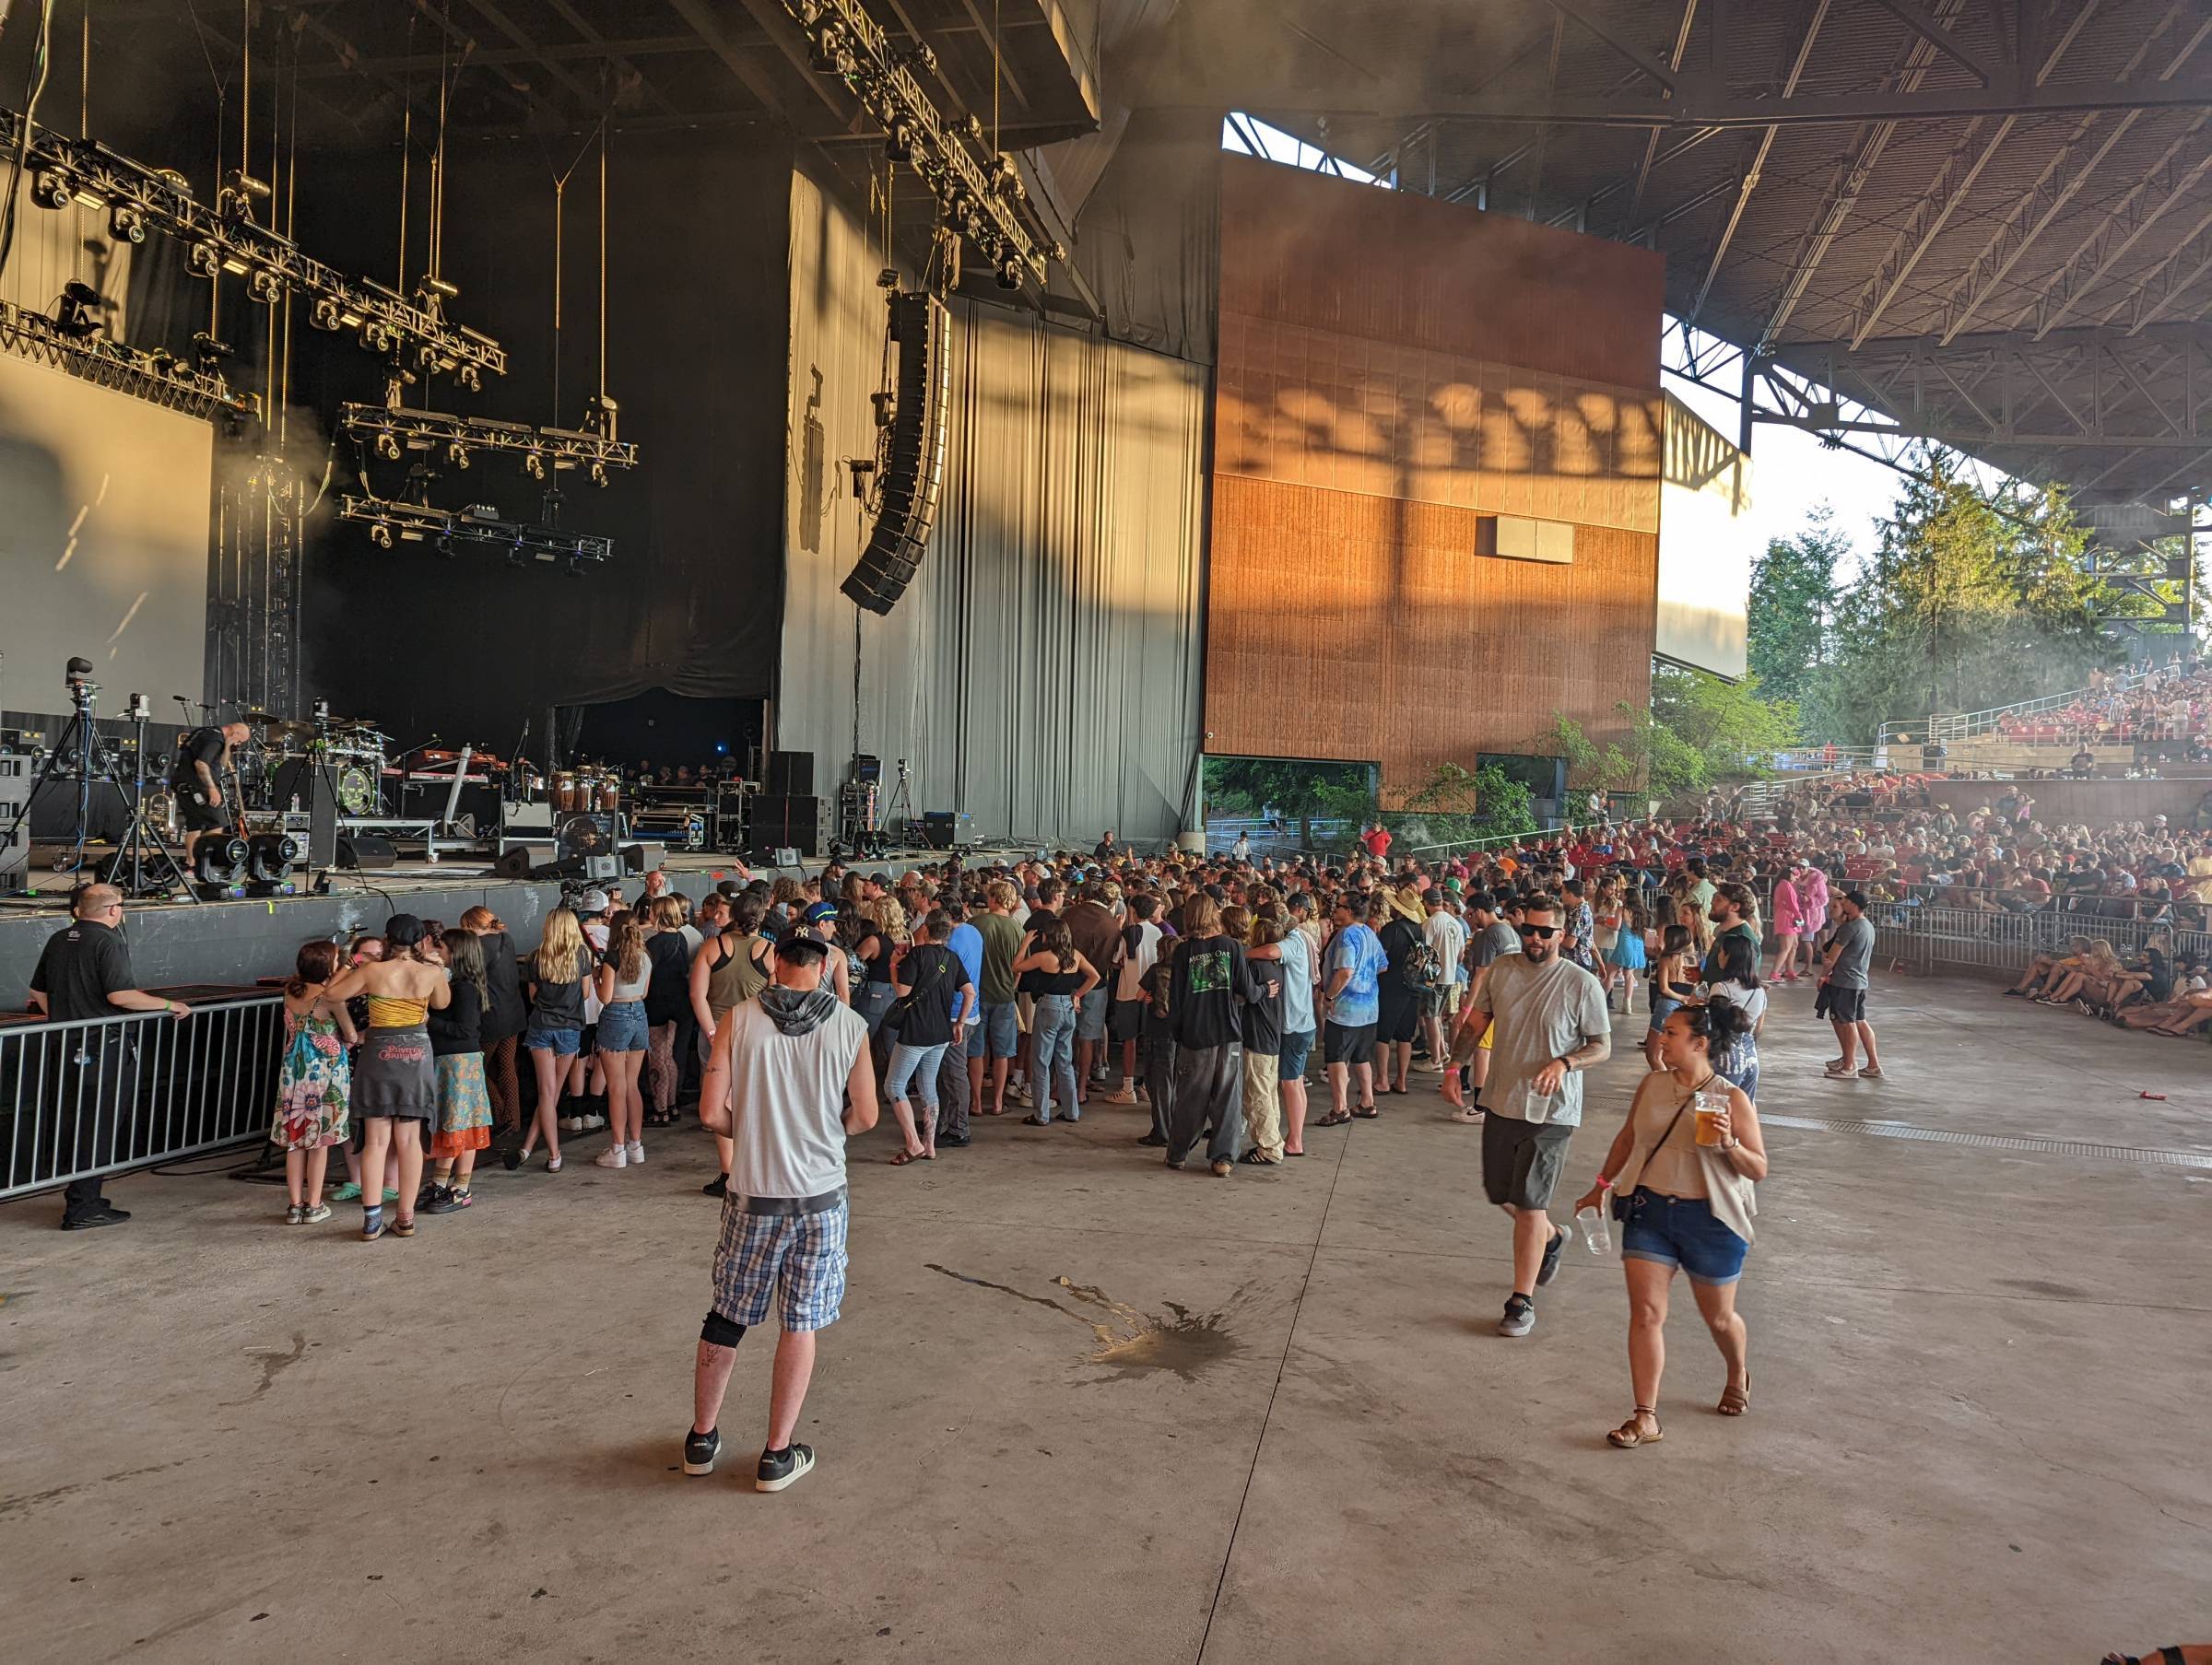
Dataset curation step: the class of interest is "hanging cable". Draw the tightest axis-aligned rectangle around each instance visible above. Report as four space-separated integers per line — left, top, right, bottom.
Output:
545 118 603 427
992 0 1001 159
397 15 413 292
596 122 607 401
0 0 57 292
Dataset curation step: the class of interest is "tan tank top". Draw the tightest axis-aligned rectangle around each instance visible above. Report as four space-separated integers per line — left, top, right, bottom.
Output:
707 932 771 1014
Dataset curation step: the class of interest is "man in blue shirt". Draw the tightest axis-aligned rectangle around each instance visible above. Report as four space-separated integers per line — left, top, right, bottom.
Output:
1319 894 1388 1123
937 897 986 1147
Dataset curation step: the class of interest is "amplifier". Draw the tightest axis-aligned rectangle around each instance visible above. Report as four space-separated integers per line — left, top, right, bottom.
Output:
750 791 831 859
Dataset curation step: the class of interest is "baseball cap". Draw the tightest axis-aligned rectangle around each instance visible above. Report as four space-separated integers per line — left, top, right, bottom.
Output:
579 889 610 913
803 901 838 924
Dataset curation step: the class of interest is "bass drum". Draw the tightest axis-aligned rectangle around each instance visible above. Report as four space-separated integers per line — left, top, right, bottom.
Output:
335 763 379 816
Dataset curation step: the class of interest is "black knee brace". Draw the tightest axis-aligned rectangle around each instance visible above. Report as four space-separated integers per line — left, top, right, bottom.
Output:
700 1311 747 1349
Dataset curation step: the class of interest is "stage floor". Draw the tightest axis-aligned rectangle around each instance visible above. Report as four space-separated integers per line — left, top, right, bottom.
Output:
3 978 2206 1661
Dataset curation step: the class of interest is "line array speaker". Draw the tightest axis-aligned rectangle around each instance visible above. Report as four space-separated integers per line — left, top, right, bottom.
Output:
766 750 816 795
841 291 950 616
749 792 832 860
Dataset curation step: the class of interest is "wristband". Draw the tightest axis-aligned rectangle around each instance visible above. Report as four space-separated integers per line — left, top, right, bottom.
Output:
1595 1174 1614 1190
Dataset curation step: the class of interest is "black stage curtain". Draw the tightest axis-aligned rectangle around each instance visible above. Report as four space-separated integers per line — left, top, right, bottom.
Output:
290 128 795 754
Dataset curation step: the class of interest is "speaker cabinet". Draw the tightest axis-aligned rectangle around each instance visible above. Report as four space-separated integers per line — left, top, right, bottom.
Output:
335 834 399 870
841 291 950 616
749 793 831 859
765 750 816 795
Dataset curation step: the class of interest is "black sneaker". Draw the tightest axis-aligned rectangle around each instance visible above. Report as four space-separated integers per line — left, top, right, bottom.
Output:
936 1135 971 1148
419 1185 465 1215
701 1173 729 1199
1498 1294 1536 1337
1536 1224 1568 1287
1135 1132 1168 1147
755 1442 815 1493
60 1203 131 1231
682 1426 720 1477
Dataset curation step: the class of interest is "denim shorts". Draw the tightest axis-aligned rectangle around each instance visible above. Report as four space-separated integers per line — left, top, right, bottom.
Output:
1619 1188 1749 1285
1278 1028 1315 1082
596 1000 649 1052
1645 995 1681 1036
525 1022 582 1056
965 1000 1019 1060
1076 988 1110 1042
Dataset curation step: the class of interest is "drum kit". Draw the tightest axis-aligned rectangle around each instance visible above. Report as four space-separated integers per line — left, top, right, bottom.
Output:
233 707 393 818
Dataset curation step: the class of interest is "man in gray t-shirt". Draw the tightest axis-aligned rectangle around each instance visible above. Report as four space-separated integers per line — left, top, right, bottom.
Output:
1442 895 1522 1118
1819 890 1884 1081
1459 896 1610 1339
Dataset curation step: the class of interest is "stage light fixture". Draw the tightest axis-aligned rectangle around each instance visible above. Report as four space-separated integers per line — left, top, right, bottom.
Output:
447 440 471 470
524 451 546 480
194 835 249 887
809 23 843 71
245 831 299 885
52 281 105 340
190 331 233 372
310 296 344 331
107 205 147 244
458 364 482 393
245 268 282 305
184 240 220 278
590 461 608 487
370 521 394 549
28 167 72 210
434 534 457 559
994 256 1023 291
375 431 403 461
885 122 913 164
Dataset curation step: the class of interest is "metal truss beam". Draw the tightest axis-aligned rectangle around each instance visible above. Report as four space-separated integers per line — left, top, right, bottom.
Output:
336 497 614 568
341 403 638 487
1688 0 1827 322
2114 205 2212 334
1864 0 1996 83
1545 2 1678 91
0 300 258 426
2022 115 2212 337
457 0 603 111
292 34 705 79
0 111 506 388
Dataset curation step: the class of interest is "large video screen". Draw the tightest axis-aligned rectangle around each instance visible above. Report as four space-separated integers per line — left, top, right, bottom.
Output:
0 351 213 711
1656 393 1753 679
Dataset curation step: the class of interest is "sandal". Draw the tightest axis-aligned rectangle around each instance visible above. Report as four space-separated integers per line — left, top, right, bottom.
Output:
1316 1110 1352 1127
889 1147 927 1167
1719 1369 1749 1416
1606 1407 1663 1448
1351 1105 1380 1119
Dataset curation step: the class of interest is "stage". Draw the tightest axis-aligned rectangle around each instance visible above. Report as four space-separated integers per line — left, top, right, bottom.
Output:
0 847 994 998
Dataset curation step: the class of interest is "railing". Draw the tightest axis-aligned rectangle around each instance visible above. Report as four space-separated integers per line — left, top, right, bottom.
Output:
1 991 283 1204
1866 899 2212 981
1905 664 2166 747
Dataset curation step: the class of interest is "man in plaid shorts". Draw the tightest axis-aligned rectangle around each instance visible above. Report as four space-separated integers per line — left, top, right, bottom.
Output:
684 933 877 1493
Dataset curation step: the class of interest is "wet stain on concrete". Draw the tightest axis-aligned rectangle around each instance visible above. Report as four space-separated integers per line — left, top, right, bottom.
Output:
924 1265 1241 1381
224 1331 309 1406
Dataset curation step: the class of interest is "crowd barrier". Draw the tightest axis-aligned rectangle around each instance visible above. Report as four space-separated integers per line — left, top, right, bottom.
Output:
0 991 283 1204
1865 902 2212 980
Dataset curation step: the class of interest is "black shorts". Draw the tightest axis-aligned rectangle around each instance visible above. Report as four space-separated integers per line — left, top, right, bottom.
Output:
177 790 225 832
1322 1020 1377 1066
1825 986 1868 1023
1375 987 1420 1044
1481 1113 1575 1211
1109 997 1145 1044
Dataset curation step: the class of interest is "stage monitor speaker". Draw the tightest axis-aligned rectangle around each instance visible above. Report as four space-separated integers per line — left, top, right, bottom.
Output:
841 291 950 616
268 755 339 868
765 750 816 795
919 809 975 850
490 847 535 880
620 841 665 875
749 792 831 860
335 834 398 870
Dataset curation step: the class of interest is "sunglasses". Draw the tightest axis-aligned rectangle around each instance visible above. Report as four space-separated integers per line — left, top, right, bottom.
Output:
1517 923 1559 939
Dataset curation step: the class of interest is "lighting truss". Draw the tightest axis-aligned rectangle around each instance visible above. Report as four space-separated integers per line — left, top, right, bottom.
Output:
335 494 612 570
779 0 1060 289
339 398 636 486
0 109 507 391
0 299 259 424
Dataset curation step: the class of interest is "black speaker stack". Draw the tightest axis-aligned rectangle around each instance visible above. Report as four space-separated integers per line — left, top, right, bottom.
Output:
751 793 832 860
841 291 950 616
765 750 816 795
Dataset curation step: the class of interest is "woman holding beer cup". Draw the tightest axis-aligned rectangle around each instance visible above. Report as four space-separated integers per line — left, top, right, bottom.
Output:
1573 1002 1768 1449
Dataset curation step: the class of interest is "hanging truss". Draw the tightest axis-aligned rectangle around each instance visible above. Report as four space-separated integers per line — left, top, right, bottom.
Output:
0 299 258 424
335 495 613 569
339 401 637 486
0 110 506 390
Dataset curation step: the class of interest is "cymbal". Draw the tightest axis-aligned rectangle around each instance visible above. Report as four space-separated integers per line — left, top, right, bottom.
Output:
242 709 277 723
262 720 317 745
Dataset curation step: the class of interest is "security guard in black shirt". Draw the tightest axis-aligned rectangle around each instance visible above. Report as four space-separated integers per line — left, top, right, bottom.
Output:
25 884 190 1229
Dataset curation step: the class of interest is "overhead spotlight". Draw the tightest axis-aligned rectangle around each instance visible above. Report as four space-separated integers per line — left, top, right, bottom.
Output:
107 205 147 244
590 460 608 487
995 255 1024 291
221 169 271 217
415 344 441 374
245 268 283 305
964 113 984 141
190 331 234 372
796 0 825 23
885 122 913 164
185 240 220 278
524 451 546 480
28 167 73 210
458 364 482 393
309 296 345 331
910 43 938 77
360 321 394 356
808 23 844 71
565 554 591 578
541 485 566 526
1050 240 1066 263
506 545 530 569
369 521 394 550
375 431 402 461
419 274 460 302
434 534 457 560
447 440 471 470
52 280 105 340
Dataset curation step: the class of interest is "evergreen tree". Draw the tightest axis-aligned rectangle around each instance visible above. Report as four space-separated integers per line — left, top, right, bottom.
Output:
1747 504 1845 706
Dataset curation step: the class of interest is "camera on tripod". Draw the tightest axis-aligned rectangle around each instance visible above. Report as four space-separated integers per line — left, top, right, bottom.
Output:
65 655 99 712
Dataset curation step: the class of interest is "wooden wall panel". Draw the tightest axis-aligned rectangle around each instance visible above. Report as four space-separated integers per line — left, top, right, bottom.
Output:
1206 158 1665 793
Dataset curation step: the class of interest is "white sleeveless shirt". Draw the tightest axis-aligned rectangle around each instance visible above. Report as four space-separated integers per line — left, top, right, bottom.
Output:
724 998 867 1202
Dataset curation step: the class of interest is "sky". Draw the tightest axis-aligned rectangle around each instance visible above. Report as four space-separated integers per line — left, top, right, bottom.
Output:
1220 113 1910 576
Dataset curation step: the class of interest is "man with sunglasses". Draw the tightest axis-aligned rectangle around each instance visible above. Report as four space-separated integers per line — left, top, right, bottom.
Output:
25 885 191 1230
1457 895 1611 1337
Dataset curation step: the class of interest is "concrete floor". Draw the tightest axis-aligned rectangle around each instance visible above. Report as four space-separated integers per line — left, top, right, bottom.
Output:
4 976 2208 1663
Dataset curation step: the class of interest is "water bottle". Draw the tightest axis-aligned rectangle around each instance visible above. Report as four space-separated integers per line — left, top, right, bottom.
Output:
1575 1205 1610 1255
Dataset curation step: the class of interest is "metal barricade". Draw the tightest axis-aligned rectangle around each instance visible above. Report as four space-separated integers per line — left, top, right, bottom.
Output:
1868 902 2212 980
0 992 283 1202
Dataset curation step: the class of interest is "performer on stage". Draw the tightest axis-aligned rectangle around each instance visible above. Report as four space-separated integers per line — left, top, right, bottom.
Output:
170 720 252 868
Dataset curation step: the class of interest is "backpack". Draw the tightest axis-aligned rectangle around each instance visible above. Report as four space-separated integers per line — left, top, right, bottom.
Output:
1400 934 1443 994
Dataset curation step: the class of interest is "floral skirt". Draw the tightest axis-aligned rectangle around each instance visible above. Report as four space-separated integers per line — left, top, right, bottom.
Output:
430 1052 493 1156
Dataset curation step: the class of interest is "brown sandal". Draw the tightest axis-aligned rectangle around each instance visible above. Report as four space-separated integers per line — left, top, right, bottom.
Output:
1718 1369 1749 1416
1606 1407 1663 1448
889 1148 926 1167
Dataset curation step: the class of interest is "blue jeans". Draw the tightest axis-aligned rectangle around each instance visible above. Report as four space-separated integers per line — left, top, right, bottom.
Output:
1030 994 1079 1120
885 1041 949 1108
855 980 899 1038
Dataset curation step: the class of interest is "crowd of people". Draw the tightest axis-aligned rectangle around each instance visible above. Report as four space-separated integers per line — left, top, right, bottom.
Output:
1995 661 2212 751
